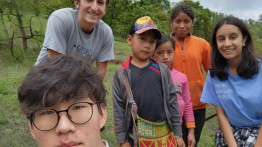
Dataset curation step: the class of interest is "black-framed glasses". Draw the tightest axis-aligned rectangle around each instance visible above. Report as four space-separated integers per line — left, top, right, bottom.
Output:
29 102 96 131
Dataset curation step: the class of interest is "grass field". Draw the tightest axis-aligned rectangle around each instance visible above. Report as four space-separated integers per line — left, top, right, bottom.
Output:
0 40 218 147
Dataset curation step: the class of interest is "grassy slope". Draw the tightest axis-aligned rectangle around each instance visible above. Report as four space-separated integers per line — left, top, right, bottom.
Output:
0 50 36 146
0 40 217 146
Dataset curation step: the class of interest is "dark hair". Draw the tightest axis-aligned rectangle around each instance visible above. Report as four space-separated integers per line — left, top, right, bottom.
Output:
156 34 175 50
106 0 110 6
18 55 106 116
77 0 110 6
170 3 194 22
128 18 138 36
210 16 259 80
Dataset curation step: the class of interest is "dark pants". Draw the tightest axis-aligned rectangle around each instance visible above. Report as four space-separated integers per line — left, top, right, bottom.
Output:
182 108 206 147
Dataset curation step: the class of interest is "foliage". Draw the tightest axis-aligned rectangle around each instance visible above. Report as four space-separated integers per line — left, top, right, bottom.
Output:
0 0 262 58
0 0 45 59
254 38 262 55
103 0 171 37
171 0 224 41
38 0 74 16
244 18 262 54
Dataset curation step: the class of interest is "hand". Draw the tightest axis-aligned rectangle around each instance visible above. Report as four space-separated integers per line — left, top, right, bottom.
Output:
176 137 185 147
187 132 196 147
120 142 131 147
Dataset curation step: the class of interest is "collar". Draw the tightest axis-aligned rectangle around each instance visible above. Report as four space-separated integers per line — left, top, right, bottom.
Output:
121 56 158 69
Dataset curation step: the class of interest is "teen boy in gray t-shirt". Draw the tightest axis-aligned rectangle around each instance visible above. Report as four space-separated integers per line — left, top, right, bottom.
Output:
35 0 114 79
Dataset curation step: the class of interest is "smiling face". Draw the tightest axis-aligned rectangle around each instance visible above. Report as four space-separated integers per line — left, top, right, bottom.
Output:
154 41 174 69
75 0 106 33
216 24 247 64
29 97 107 147
171 12 193 40
127 30 157 66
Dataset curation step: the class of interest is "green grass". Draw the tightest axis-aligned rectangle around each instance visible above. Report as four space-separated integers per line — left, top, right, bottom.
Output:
0 50 36 146
0 40 217 147
199 106 217 146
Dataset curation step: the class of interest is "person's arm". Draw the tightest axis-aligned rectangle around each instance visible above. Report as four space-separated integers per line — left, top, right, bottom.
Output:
96 61 108 80
176 137 185 147
187 128 195 147
47 49 62 58
254 126 262 147
167 72 182 135
112 69 128 144
165 67 184 147
95 23 114 79
182 76 196 147
120 142 131 147
42 12 68 59
216 106 238 147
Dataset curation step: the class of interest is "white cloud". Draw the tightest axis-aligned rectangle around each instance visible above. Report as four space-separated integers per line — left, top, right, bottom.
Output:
169 0 262 20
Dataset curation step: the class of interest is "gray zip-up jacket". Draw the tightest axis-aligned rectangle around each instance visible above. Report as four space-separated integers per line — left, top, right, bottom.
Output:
112 56 182 144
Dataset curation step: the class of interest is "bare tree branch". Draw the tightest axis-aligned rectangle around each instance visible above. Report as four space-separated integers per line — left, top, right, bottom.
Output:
10 32 19 61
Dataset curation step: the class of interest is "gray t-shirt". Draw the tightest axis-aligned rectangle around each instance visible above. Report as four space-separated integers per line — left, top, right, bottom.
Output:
35 8 114 65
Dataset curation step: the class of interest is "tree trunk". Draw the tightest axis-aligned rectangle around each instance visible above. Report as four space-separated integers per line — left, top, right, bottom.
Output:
14 0 28 50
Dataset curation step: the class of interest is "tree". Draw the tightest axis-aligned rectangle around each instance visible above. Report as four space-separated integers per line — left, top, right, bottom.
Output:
173 0 220 41
103 0 172 37
39 0 74 16
0 0 44 52
1 0 261 59
103 0 133 37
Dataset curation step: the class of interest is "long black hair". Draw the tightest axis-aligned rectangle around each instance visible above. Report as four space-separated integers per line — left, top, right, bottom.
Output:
155 33 175 50
170 3 194 23
210 16 260 80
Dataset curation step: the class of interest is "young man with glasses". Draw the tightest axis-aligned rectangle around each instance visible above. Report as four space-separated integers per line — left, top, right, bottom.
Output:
18 55 108 147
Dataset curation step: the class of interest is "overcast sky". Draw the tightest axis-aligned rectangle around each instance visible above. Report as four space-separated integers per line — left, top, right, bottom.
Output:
169 0 262 20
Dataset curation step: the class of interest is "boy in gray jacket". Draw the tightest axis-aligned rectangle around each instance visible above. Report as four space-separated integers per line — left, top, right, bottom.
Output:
113 16 184 147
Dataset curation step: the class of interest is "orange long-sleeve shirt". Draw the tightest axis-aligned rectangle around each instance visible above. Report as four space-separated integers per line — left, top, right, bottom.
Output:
173 35 211 110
